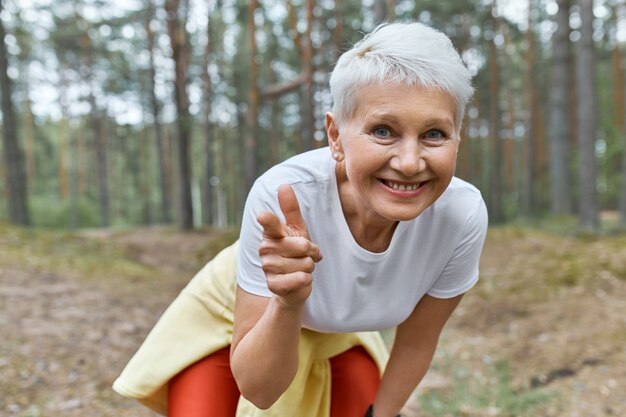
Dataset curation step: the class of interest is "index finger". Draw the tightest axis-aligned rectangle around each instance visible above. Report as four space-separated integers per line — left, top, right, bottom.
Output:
277 184 309 237
257 211 285 239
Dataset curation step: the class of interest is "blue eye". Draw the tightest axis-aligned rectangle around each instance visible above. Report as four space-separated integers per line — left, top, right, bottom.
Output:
373 127 392 138
424 129 446 141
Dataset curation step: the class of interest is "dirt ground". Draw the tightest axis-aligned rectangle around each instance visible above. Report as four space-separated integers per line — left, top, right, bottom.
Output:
1 224 625 417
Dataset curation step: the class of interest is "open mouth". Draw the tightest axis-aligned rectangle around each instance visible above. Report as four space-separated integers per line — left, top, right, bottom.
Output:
380 179 426 191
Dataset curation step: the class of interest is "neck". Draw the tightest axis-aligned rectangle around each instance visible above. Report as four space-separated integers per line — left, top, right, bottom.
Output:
335 163 398 253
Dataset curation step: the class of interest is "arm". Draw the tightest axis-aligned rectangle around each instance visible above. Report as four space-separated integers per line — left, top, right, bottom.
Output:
230 185 321 409
230 287 304 409
372 293 463 417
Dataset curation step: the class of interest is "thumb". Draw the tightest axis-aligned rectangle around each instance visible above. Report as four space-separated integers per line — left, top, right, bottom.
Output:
277 184 309 237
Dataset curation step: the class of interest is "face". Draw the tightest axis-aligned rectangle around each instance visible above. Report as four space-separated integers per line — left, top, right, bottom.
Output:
327 82 459 225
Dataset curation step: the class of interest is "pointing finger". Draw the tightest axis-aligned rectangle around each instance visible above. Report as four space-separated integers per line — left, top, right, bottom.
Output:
277 184 309 237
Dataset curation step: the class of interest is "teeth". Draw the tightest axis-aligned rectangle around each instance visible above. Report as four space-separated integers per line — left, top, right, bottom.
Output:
386 180 420 191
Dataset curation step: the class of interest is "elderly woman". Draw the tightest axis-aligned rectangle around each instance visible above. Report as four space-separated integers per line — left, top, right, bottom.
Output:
113 21 487 417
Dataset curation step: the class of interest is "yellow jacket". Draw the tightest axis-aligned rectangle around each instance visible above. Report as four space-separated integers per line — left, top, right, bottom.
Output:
113 242 389 416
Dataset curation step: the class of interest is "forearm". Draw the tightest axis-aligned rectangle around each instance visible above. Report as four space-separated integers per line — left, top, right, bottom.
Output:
372 343 436 417
372 294 462 417
230 297 303 409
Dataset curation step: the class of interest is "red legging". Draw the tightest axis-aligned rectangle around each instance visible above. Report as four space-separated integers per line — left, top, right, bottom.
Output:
167 345 380 417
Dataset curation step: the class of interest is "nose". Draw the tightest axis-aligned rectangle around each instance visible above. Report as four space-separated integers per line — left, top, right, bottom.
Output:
389 139 426 176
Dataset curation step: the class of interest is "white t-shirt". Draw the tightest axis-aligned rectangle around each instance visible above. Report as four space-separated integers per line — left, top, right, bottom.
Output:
237 148 488 333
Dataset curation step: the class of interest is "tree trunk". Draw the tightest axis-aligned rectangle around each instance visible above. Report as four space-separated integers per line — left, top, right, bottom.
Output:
386 0 395 21
334 0 344 61
82 33 110 227
549 0 573 215
302 0 315 151
618 10 626 227
166 0 194 230
611 6 625 222
23 90 36 192
265 64 282 167
576 0 599 231
69 128 79 229
201 7 214 227
77 117 87 196
612 6 625 134
522 0 538 218
139 124 152 225
244 0 259 192
568 25 578 190
286 0 305 153
93 113 109 227
0 1 29 226
373 0 387 26
57 68 71 201
146 0 171 223
619 134 626 229
503 25 515 194
58 117 69 200
487 3 503 223
470 89 483 188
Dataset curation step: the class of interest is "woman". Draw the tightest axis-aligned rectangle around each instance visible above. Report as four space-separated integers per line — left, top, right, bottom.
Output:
113 21 487 417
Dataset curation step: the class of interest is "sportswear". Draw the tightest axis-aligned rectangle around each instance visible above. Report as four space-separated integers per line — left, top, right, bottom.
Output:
113 147 487 416
112 242 389 416
237 147 488 332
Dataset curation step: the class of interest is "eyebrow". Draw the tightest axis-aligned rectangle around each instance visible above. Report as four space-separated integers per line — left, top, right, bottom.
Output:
367 112 454 130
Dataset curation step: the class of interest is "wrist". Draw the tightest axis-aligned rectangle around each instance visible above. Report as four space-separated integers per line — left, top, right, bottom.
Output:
365 405 402 417
271 295 306 314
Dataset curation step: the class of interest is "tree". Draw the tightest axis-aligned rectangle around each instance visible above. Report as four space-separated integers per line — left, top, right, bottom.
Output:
13 10 36 193
334 0 345 60
301 0 315 151
549 0 573 215
576 0 599 231
145 0 171 223
200 3 214 227
165 0 194 230
487 2 503 223
620 128 626 227
244 0 259 192
82 31 110 227
0 0 30 226
373 0 387 26
522 0 539 217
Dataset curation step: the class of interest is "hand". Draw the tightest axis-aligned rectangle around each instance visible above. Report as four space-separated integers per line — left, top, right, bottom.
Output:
257 184 322 308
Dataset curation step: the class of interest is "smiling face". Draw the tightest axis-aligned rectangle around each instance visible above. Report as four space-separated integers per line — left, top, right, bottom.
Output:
327 82 459 229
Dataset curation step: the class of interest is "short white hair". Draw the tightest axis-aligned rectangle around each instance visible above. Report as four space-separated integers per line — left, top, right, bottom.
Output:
329 21 474 135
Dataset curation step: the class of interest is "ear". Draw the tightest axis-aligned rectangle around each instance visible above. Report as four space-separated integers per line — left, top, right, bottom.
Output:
325 112 342 153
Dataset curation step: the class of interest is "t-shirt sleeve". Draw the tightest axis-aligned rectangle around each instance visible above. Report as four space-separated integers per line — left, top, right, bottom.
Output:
427 198 488 299
236 180 281 297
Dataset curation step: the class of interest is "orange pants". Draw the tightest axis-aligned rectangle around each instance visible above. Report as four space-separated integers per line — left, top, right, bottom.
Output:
168 345 380 417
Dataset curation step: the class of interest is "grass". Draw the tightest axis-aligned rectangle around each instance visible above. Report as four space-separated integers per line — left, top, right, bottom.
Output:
193 227 240 264
0 223 154 279
475 226 626 304
419 361 555 417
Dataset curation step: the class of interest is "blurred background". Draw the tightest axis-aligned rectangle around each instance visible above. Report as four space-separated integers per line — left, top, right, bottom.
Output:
1 1 626 417
1 0 625 232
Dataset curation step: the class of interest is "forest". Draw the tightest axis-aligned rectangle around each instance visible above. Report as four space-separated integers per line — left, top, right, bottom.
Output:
1 0 626 232
2 1 626 417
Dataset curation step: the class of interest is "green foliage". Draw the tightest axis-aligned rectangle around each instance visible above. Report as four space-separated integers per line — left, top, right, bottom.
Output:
420 361 554 417
2 0 626 230
30 195 99 229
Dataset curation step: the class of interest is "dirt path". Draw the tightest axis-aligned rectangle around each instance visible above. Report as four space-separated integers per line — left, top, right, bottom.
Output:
0 226 234 417
1 225 625 416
